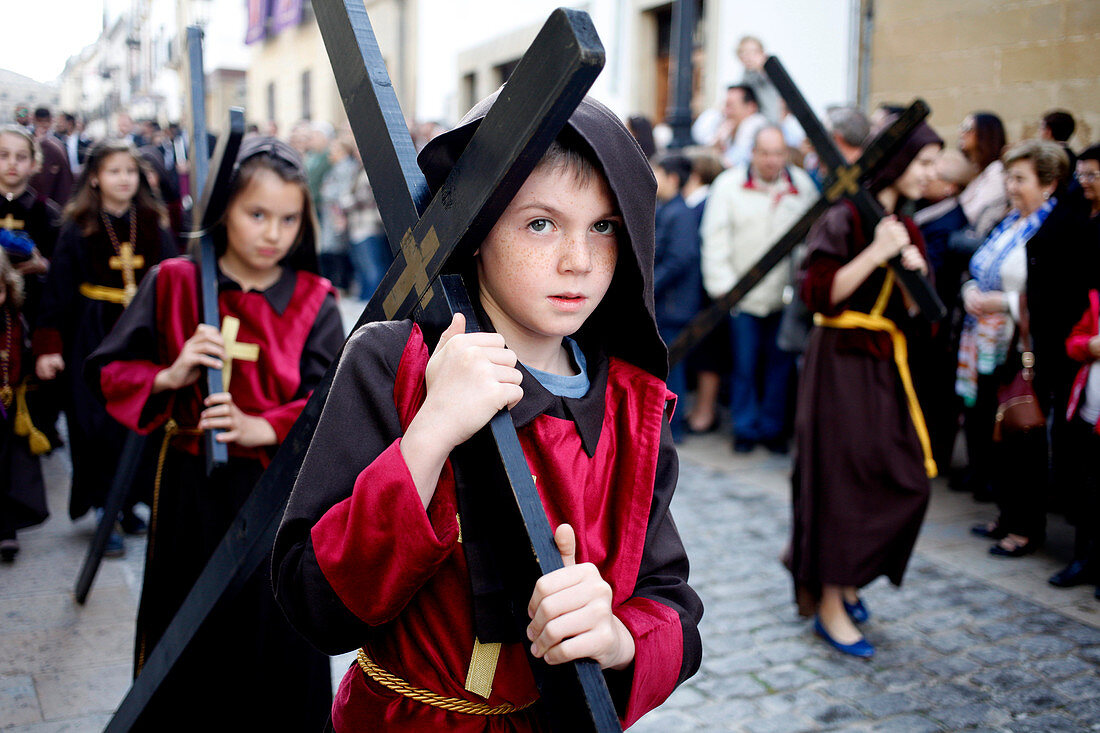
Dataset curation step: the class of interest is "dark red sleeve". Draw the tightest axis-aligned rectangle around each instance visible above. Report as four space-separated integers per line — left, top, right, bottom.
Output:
272 320 458 654
799 203 855 316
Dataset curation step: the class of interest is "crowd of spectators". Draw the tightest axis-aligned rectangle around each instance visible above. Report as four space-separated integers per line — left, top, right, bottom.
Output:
637 52 1100 608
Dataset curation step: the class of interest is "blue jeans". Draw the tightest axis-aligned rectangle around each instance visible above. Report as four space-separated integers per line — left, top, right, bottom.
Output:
349 234 392 300
729 311 794 442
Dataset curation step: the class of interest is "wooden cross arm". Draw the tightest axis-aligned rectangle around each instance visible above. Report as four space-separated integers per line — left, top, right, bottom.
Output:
764 57 945 320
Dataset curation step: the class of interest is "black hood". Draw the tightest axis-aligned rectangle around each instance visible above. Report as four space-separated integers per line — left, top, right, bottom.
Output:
418 93 667 380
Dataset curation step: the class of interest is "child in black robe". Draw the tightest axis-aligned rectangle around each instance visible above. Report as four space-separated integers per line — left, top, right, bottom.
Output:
33 140 176 539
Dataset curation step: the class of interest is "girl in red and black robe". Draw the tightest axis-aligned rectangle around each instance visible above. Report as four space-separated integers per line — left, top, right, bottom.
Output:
86 137 342 730
273 96 702 731
34 140 176 522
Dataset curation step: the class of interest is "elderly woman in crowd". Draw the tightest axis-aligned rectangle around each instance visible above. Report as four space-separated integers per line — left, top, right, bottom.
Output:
958 112 1010 239
960 140 1090 557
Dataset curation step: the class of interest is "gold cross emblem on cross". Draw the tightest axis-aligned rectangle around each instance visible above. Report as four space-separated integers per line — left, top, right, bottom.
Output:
825 163 862 203
0 213 25 230
108 242 146 306
219 316 260 391
382 227 440 319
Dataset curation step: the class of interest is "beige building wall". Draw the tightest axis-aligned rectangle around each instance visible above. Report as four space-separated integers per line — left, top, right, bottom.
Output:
868 0 1100 149
246 0 418 138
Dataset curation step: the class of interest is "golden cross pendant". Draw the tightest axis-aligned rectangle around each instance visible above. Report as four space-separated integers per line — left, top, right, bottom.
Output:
108 242 146 306
0 213 25 230
219 316 260 391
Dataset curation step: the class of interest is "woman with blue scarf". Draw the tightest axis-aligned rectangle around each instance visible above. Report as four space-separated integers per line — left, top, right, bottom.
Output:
959 139 1088 557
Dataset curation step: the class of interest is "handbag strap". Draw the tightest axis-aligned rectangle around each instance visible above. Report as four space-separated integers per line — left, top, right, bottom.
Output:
1018 292 1035 368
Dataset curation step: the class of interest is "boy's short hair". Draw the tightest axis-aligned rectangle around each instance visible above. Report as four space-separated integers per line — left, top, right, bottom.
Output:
536 127 603 187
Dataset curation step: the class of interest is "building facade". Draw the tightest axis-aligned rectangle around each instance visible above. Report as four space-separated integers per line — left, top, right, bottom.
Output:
867 0 1099 148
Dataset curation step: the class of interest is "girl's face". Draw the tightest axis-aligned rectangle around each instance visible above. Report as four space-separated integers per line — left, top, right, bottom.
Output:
222 167 305 279
893 144 941 201
0 133 35 195
1005 159 1054 217
92 152 140 209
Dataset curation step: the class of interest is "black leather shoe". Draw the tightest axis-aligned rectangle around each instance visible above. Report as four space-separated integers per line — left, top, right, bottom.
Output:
1049 561 1096 588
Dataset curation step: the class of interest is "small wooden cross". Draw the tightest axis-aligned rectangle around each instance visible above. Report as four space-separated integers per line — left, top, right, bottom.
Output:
219 316 259 391
108 241 145 306
0 213 24 230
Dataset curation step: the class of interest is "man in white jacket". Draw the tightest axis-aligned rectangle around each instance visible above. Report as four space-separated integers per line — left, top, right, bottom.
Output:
701 125 817 453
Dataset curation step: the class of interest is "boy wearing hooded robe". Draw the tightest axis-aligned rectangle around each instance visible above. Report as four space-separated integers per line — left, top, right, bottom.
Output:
273 95 703 730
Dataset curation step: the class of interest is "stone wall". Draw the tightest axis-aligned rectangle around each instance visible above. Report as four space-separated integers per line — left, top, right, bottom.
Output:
868 0 1099 150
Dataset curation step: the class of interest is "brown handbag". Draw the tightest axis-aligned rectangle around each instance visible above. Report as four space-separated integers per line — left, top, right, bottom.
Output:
993 295 1046 442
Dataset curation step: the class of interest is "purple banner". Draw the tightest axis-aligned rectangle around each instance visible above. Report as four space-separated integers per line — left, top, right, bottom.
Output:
270 0 304 35
245 0 271 45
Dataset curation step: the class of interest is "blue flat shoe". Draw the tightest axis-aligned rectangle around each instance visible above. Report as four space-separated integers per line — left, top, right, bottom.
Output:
814 616 874 658
843 597 870 624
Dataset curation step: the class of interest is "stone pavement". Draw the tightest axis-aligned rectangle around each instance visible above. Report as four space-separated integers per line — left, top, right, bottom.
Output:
633 433 1100 732
1 298 1098 730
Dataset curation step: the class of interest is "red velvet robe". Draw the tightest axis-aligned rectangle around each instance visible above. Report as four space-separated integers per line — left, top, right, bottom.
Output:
273 321 702 731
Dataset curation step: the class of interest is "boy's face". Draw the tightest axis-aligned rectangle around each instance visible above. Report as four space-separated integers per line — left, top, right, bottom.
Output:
477 162 620 353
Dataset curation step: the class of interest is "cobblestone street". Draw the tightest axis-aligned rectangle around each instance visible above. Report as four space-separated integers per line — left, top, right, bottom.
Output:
637 435 1100 732
1 296 1098 730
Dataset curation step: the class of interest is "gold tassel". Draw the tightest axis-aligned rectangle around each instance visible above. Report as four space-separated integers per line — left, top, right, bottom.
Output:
13 382 51 456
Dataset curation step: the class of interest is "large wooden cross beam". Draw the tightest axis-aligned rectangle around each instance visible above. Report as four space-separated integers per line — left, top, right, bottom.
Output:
667 56 942 364
107 7 620 731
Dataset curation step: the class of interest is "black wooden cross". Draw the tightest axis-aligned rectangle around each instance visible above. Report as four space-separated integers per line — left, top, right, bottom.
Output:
107 7 620 731
666 57 942 364
185 24 248 473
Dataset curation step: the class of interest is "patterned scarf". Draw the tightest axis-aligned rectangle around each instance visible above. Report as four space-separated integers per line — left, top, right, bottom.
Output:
956 198 1055 406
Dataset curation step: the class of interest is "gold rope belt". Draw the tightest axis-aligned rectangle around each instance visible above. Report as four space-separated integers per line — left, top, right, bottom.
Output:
813 309 937 478
356 648 536 716
79 283 128 304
